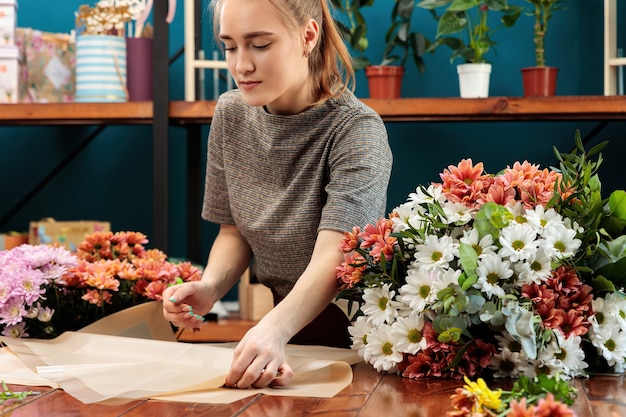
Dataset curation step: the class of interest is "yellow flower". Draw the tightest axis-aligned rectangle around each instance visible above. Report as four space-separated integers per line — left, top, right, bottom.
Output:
462 376 503 412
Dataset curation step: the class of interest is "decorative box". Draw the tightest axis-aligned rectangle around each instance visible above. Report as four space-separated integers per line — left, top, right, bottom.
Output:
0 232 28 250
238 268 274 321
0 45 18 103
0 0 17 46
29 218 110 252
16 27 76 103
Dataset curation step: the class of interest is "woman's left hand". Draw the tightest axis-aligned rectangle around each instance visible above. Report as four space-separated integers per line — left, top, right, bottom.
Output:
224 323 294 389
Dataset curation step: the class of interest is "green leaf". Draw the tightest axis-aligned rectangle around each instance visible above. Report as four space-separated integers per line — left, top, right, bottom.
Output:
474 202 513 241
437 11 467 37
609 190 626 221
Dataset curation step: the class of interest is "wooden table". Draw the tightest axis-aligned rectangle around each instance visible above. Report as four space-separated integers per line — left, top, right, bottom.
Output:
1 362 624 416
1 318 624 416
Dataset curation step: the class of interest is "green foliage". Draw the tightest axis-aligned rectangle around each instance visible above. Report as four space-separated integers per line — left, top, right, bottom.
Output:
0 381 37 405
331 0 375 70
333 0 430 71
550 131 626 294
524 0 565 67
417 0 522 63
504 373 577 408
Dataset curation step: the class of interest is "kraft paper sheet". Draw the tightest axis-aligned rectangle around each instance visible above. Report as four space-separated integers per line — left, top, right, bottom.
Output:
0 302 360 404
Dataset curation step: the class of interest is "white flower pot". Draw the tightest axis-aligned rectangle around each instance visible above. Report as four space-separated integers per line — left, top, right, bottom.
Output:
457 63 492 98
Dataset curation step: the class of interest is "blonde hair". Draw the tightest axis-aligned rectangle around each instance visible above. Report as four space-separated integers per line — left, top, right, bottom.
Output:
209 0 354 103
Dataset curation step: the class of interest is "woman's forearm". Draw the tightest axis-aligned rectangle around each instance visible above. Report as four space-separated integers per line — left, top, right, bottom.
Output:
257 230 344 342
202 224 254 299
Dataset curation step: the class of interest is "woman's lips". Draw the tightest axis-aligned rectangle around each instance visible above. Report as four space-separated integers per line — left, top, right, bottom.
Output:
239 81 261 91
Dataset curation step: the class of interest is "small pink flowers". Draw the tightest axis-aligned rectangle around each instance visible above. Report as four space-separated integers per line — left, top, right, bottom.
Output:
439 158 568 210
0 244 77 336
0 231 202 338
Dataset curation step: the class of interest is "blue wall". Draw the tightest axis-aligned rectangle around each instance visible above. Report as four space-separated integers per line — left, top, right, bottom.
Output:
1 1 625 270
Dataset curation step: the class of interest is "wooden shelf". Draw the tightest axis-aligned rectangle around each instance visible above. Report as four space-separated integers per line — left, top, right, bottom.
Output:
1 96 624 126
169 95 626 124
0 102 154 125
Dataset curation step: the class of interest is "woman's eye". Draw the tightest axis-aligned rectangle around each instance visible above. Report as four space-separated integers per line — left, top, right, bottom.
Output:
253 44 270 50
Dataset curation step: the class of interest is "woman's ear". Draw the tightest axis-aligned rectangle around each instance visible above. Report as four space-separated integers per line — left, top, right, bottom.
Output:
303 18 320 54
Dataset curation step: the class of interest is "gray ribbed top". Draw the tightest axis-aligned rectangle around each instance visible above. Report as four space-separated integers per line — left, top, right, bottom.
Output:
202 89 392 297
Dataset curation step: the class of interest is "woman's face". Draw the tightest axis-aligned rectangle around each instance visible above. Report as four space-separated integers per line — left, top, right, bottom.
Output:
218 0 316 114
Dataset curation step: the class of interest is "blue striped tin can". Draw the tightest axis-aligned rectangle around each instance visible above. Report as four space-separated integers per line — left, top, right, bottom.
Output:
75 35 127 102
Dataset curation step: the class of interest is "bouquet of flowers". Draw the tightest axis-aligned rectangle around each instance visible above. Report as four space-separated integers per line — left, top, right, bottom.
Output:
336 133 626 383
0 231 201 339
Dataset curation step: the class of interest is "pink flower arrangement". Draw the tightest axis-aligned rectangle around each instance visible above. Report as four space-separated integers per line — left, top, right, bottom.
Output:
0 231 202 338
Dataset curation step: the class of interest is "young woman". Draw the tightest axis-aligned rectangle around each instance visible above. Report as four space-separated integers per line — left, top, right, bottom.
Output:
162 0 392 389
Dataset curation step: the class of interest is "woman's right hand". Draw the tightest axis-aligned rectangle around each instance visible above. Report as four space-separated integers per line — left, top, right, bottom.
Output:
162 281 217 329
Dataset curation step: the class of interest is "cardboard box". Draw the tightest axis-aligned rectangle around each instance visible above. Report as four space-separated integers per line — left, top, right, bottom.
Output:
0 1 17 47
16 27 76 103
29 219 110 252
238 268 274 321
0 46 18 103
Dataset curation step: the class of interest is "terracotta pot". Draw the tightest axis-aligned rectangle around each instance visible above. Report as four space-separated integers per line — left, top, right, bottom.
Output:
365 65 404 99
521 66 559 97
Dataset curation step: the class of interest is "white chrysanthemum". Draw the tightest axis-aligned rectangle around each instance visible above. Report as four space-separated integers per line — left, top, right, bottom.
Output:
398 268 437 312
538 335 562 374
37 305 54 323
605 292 626 329
441 202 474 225
474 253 512 298
554 331 587 377
590 296 620 330
363 325 403 372
589 323 626 367
514 248 552 285
489 348 523 378
542 223 581 259
391 202 415 233
408 184 445 204
518 358 540 378
390 312 427 355
459 228 497 259
507 201 527 223
414 235 457 269
407 213 428 233
525 205 563 234
1 322 28 338
498 223 539 262
431 269 462 297
494 332 523 353
348 315 374 361
362 284 400 327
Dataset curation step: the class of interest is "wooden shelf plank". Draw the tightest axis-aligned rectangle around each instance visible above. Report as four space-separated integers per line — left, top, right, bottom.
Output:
0 102 154 125
169 95 626 123
1 96 624 126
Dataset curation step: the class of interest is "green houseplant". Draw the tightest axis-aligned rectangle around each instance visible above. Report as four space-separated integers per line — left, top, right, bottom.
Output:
334 0 429 98
417 0 522 98
521 0 565 96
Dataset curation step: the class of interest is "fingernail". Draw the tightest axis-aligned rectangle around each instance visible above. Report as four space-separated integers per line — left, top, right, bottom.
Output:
169 296 177 303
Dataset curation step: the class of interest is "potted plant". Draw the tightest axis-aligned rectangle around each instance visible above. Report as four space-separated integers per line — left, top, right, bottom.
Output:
417 0 522 98
334 0 429 98
521 0 564 97
331 0 374 72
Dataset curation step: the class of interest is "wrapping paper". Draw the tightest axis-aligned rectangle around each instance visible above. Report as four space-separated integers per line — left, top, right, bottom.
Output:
0 302 360 404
